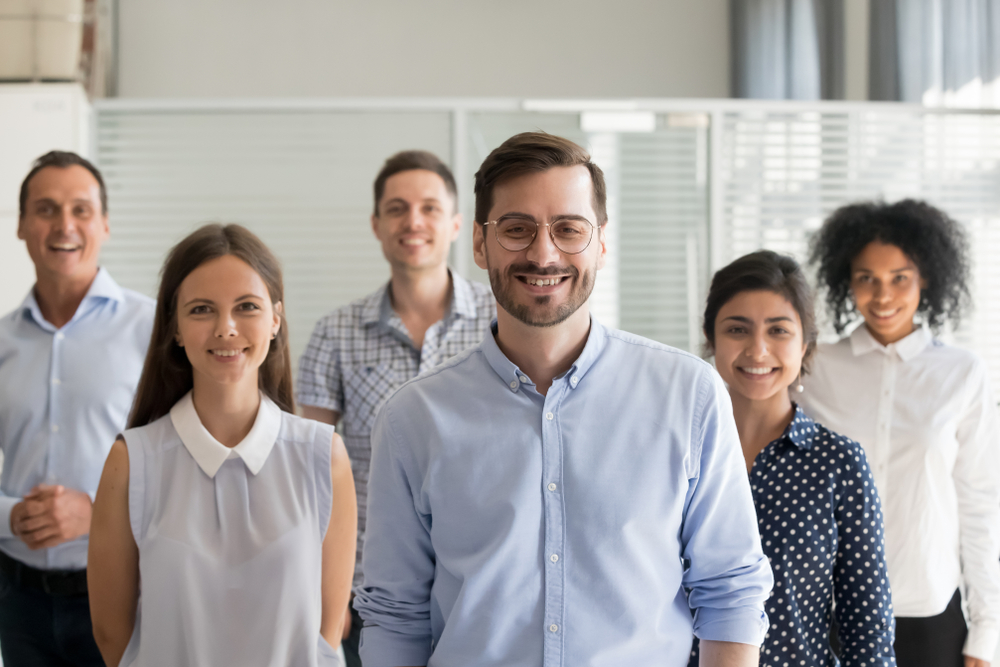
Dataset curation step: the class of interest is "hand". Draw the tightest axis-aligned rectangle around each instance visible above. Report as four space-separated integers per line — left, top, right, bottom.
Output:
342 600 352 641
965 657 990 667
10 484 93 550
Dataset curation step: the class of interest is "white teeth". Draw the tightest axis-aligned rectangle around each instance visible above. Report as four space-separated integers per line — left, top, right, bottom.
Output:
51 244 79 250
873 309 897 317
741 367 774 375
526 277 562 286
401 239 426 246
212 349 240 357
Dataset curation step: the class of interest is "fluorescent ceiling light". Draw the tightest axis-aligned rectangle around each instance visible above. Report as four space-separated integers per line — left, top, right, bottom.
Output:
580 111 656 133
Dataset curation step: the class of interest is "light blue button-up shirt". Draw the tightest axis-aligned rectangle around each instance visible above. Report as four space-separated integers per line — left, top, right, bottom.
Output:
355 318 773 667
0 268 154 570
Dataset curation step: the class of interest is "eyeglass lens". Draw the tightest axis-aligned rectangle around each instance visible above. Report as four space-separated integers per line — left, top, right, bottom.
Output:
494 218 594 254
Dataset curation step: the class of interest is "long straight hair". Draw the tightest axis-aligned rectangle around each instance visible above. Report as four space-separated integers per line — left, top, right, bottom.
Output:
128 224 294 428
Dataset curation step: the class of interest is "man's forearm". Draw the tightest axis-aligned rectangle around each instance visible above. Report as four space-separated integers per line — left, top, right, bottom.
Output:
700 640 759 667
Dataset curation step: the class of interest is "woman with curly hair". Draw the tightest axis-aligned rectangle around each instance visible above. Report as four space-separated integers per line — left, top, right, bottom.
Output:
801 199 1000 667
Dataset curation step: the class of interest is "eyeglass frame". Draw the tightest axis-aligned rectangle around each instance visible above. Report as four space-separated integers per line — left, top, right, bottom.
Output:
482 216 599 255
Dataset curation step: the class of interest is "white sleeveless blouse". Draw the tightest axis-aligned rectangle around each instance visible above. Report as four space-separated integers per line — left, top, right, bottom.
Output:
119 392 340 666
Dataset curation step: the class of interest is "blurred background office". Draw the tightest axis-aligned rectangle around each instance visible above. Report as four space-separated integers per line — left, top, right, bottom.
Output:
2 1 1000 661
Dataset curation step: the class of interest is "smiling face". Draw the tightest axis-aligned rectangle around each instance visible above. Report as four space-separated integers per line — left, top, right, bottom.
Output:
371 169 461 273
473 165 606 328
850 241 925 345
17 165 109 285
174 255 281 392
712 290 806 403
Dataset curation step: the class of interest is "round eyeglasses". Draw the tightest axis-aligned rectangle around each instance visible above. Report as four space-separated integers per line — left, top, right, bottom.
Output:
484 217 597 255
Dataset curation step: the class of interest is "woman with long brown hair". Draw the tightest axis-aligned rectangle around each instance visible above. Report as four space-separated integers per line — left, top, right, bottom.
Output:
87 224 356 666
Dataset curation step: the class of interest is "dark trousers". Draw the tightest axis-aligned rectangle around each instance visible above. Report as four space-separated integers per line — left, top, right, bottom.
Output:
343 604 364 667
0 568 104 667
894 589 967 667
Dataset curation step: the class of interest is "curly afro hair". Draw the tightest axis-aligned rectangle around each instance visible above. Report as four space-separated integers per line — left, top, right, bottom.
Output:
809 199 971 334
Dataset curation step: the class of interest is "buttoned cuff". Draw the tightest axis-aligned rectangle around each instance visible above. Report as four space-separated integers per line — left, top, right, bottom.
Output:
358 624 432 667
964 621 999 662
693 607 769 647
0 496 20 539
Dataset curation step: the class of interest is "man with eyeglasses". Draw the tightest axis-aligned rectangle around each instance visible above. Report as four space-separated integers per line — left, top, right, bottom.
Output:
355 132 773 666
297 150 495 666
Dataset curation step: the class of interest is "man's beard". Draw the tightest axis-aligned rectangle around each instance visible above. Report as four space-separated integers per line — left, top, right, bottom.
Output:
487 257 597 328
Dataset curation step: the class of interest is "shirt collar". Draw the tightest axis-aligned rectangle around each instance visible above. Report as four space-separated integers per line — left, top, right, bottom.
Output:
778 404 820 451
481 315 608 392
170 391 282 478
449 271 479 320
848 321 932 362
19 267 125 330
365 269 478 329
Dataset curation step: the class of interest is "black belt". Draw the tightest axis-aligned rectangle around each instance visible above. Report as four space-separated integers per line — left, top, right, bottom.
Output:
0 549 88 596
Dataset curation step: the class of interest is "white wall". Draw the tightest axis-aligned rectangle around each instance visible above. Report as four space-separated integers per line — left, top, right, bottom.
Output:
0 84 91 317
117 0 729 98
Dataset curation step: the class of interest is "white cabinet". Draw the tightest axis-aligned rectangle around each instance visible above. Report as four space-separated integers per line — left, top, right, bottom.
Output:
0 82 90 315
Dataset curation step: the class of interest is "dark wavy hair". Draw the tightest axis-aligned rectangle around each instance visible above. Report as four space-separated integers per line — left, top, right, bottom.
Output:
809 199 971 334
128 224 293 428
703 250 818 372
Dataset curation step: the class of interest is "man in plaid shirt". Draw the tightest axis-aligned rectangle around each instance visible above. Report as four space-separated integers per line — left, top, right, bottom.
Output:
296 150 495 666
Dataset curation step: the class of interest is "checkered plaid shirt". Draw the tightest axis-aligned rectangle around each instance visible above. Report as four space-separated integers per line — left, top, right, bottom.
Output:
297 271 496 585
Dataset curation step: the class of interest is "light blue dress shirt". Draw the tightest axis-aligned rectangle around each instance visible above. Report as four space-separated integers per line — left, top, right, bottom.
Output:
355 318 773 667
0 268 154 570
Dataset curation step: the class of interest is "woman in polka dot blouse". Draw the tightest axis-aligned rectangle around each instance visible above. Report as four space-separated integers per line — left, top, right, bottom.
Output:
692 250 895 667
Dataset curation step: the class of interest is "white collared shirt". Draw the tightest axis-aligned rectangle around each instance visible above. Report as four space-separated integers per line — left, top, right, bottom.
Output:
800 324 1000 660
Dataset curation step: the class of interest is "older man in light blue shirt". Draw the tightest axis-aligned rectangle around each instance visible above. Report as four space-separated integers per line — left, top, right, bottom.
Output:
355 133 772 667
0 152 153 667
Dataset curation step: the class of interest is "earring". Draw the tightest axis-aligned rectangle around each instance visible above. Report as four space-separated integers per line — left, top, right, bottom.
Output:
795 372 804 393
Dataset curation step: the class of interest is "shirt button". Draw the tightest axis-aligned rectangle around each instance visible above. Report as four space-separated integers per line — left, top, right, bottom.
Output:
547 482 557 491
545 412 554 421
51 424 59 433
509 380 518 390
51 378 61 385
55 332 65 340
550 554 559 563
549 624 559 633
519 375 528 383
570 376 579 386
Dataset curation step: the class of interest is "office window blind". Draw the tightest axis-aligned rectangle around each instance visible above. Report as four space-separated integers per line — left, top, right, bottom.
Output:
719 108 1000 385
95 109 452 369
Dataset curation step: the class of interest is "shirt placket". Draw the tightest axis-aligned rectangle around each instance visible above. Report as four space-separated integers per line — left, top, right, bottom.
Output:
417 319 445 374
873 351 896 492
540 382 566 667
46 329 66 568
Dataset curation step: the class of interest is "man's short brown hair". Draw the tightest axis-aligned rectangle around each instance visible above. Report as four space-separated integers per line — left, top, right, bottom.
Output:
372 150 458 216
19 150 107 218
473 132 607 227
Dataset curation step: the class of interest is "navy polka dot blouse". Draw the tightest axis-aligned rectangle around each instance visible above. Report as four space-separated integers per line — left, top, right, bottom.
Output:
692 405 896 666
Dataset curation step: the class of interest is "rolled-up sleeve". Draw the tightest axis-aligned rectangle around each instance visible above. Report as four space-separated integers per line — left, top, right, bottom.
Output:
296 316 345 412
681 373 773 646
354 401 435 667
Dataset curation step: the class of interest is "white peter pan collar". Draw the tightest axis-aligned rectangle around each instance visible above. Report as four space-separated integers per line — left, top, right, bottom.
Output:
170 391 282 478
